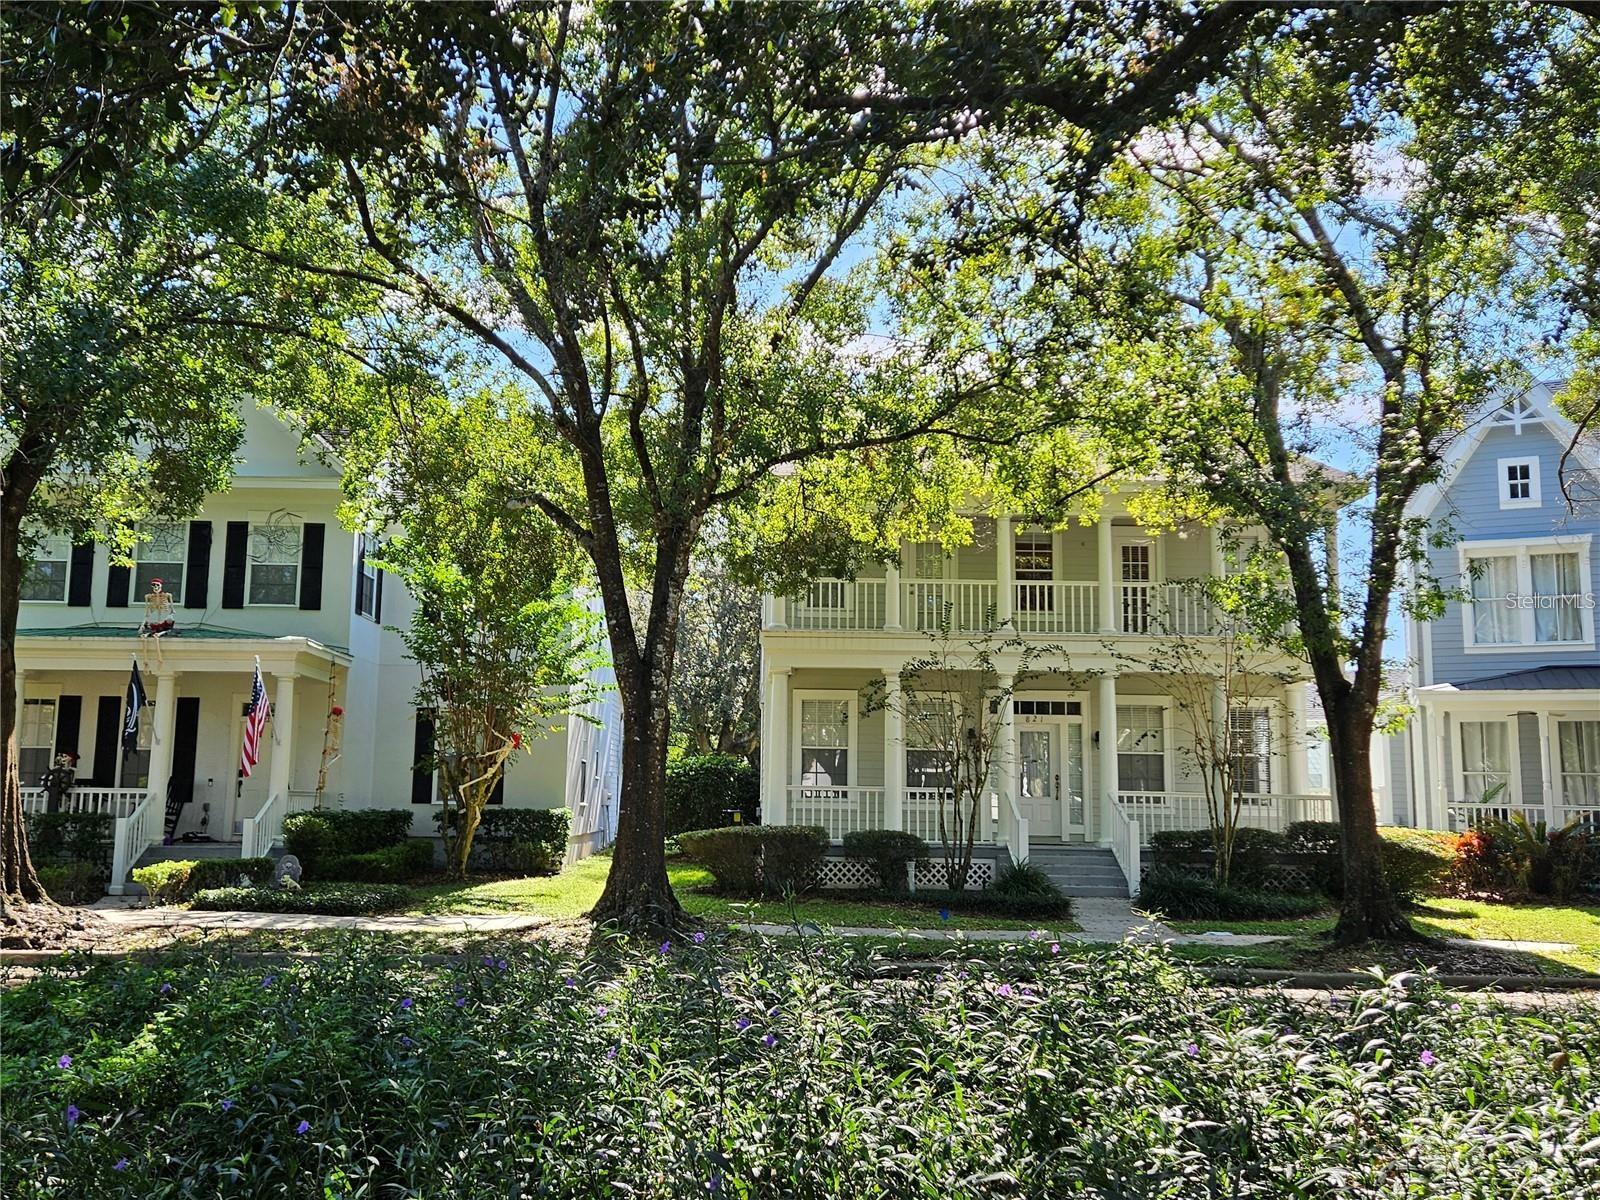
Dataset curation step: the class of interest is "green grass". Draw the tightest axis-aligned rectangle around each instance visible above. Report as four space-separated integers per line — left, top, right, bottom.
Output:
403 857 1081 932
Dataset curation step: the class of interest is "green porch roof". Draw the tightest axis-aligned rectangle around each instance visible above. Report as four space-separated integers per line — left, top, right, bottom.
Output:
17 624 349 656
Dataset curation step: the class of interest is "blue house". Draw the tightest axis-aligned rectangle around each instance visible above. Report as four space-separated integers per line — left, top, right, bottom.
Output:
1394 383 1600 831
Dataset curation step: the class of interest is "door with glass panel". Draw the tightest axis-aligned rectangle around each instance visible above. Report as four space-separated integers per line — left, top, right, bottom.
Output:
1558 720 1600 816
1458 720 1513 822
1118 540 1154 634
1017 725 1062 838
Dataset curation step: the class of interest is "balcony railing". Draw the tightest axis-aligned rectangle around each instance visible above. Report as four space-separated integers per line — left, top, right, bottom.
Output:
786 785 886 839
1114 791 1334 844
1447 802 1600 832
904 581 999 632
784 579 888 631
21 787 149 820
1012 582 1098 634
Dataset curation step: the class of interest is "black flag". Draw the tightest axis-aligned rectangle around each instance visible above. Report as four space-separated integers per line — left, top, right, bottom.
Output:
122 658 147 759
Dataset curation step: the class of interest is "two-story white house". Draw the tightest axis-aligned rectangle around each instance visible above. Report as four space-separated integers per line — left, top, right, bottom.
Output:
1392 384 1600 833
757 492 1336 894
15 399 622 891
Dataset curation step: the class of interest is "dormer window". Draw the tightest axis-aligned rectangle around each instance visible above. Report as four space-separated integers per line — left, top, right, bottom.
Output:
1498 456 1540 509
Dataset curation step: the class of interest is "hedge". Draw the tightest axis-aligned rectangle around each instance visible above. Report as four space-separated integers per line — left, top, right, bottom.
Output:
440 807 571 876
1138 867 1326 921
131 857 278 905
25 811 113 869
665 754 759 834
190 882 411 916
678 825 827 897
284 810 413 873
1149 827 1286 889
319 839 436 883
840 830 928 893
36 863 103 904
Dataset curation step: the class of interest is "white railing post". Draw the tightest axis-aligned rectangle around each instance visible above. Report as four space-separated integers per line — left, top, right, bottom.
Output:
997 515 1014 626
885 560 902 630
107 790 160 896
883 673 904 832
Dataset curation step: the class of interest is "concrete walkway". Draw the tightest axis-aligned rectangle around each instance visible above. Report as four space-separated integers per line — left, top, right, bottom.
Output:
89 902 547 935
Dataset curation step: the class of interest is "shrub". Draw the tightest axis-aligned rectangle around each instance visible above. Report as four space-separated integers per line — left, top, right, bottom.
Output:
131 857 278 905
1147 827 1287 889
455 808 570 875
1376 827 1455 905
320 839 437 883
840 830 929 893
915 886 1074 921
1452 816 1598 900
679 825 828 896
665 754 759 834
284 809 413 872
24 812 113 868
36 862 103 904
190 882 411 916
1138 867 1325 921
991 859 1065 902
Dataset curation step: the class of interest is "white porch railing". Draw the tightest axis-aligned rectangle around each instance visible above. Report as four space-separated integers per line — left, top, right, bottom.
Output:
784 579 888 631
1114 791 1335 844
786 785 886 840
21 787 149 820
240 791 285 860
899 787 1001 845
1447 802 1600 832
1106 798 1141 898
1011 582 1098 634
1118 583 1215 636
904 581 999 632
107 791 162 896
1003 790 1029 869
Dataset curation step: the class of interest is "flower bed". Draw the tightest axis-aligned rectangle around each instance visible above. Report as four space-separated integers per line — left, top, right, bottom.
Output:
3 939 1595 1197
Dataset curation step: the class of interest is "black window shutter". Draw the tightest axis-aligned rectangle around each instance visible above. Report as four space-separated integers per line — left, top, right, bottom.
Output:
67 543 95 606
299 523 325 610
105 562 131 607
353 539 366 615
374 568 384 623
489 772 505 806
411 711 436 804
184 521 212 609
54 695 82 766
91 696 120 785
222 521 248 608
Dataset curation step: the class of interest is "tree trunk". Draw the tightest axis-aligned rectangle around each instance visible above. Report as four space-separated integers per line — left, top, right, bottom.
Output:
2 463 48 909
1324 692 1416 944
590 679 682 930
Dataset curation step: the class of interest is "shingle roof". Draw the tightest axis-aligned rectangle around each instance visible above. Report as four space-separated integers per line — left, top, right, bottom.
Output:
1446 664 1600 693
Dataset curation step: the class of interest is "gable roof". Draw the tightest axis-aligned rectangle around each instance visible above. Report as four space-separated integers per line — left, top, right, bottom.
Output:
1406 380 1598 523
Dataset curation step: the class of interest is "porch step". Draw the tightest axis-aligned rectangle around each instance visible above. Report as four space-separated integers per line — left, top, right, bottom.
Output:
1024 846 1131 898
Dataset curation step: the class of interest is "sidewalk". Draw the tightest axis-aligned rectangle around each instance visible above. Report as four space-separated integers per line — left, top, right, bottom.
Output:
89 902 547 935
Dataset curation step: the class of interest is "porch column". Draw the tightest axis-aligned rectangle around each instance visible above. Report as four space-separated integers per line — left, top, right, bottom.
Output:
145 670 179 806
768 591 788 631
767 668 791 824
997 672 1017 852
883 671 904 831
1285 682 1312 797
266 673 296 803
1426 703 1450 831
996 515 1014 626
1536 710 1556 825
1096 672 1118 844
884 557 902 631
1209 525 1224 577
1097 517 1116 633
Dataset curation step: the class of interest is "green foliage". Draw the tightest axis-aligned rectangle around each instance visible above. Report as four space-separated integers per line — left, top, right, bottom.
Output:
34 863 102 905
916 886 1074 922
1149 828 1286 889
443 809 572 877
283 810 412 874
319 840 436 885
130 858 278 906
1139 868 1325 921
990 860 1066 904
1457 817 1599 902
678 826 828 898
23 813 112 869
1376 829 1458 907
8 938 1594 1196
840 831 929 894
665 755 760 835
672 564 762 761
189 883 411 916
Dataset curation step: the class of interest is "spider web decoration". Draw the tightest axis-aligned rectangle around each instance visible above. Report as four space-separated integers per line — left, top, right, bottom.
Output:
249 510 303 563
142 523 188 560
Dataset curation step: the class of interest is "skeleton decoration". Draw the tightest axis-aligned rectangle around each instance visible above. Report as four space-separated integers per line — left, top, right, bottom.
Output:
140 577 176 669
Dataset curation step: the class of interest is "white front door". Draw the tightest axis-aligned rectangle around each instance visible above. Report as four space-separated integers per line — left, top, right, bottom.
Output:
1018 726 1061 838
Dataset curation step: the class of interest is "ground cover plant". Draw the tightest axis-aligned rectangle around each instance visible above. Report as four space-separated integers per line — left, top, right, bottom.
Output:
4 937 1597 1197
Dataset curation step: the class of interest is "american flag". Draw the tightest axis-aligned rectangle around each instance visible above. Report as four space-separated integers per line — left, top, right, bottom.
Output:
240 661 270 778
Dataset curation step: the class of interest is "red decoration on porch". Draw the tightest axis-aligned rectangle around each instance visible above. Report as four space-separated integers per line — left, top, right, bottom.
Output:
330 705 344 717
511 732 523 750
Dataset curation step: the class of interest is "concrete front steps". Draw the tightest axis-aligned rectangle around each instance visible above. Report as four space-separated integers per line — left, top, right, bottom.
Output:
1026 844 1132 898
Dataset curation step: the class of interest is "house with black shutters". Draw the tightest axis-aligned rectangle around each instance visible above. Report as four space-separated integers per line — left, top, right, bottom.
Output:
15 398 621 892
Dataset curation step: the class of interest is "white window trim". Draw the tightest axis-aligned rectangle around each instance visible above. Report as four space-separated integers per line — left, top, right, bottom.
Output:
1497 455 1542 510
357 532 381 620
1114 696 1172 794
1459 534 1594 652
134 521 189 599
791 690 857 789
1456 717 1521 809
246 513 305 608
20 532 72 604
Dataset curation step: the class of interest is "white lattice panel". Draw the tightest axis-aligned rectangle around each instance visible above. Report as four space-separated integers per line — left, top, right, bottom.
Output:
915 858 994 890
818 855 997 892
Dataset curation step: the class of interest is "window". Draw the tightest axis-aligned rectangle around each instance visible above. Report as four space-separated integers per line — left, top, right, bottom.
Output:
356 533 381 619
1558 720 1600 809
248 520 302 605
1531 552 1583 642
1014 700 1081 717
798 697 851 788
1498 456 1540 509
1228 708 1273 795
1014 526 1054 613
18 698 58 783
1119 543 1154 633
1462 537 1592 649
904 697 954 792
1459 721 1511 803
134 522 186 601
21 533 70 602
1117 704 1166 792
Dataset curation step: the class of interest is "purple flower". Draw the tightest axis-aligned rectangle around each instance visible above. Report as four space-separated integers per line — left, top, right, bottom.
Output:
938 909 950 922
596 1004 609 1017
113 1158 129 1172
400 997 413 1010
221 1099 234 1112
58 1054 72 1069
1419 1050 1437 1068
736 1016 751 1032
565 977 577 989
482 955 495 967
261 974 277 988
693 931 706 944
497 959 508 971
762 1033 777 1049
400 1035 416 1048
454 996 466 1008
997 984 1013 998
606 1047 618 1060
159 983 172 995
660 941 672 955
1029 930 1043 941
1185 1043 1200 1058
295 1120 311 1136
1050 943 1060 955
65 1104 81 1128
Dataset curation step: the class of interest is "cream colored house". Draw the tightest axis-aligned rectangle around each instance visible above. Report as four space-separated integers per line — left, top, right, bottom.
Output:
16 400 621 891
757 500 1334 894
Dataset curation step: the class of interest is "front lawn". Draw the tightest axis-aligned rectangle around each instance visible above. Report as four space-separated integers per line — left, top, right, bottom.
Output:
404 856 1078 932
4 938 1594 1197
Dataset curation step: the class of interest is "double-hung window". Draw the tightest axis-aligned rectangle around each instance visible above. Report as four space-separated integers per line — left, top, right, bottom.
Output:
904 697 955 793
356 533 381 620
1014 527 1054 613
1557 721 1600 810
1462 537 1592 649
20 533 70 602
134 523 187 601
248 520 302 605
1228 708 1273 796
798 697 851 792
1116 704 1166 793
1459 721 1512 804
18 697 58 783
1467 553 1520 645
